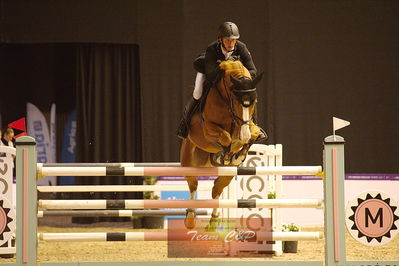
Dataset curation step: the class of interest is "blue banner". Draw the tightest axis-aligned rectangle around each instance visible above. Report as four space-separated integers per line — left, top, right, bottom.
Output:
59 110 76 185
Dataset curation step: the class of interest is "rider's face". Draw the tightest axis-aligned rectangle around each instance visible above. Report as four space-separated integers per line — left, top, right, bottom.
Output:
222 38 237 52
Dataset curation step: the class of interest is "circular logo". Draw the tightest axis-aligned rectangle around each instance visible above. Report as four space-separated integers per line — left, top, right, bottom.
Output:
346 191 399 246
0 197 15 246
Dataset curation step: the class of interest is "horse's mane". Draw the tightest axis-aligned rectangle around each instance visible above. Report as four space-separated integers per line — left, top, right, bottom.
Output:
219 60 250 79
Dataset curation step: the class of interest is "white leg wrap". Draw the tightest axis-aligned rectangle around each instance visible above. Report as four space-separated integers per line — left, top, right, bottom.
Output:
193 72 205 100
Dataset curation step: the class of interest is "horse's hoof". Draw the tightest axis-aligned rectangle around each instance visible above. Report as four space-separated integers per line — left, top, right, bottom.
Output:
231 153 245 165
211 152 225 166
205 215 220 232
184 208 197 229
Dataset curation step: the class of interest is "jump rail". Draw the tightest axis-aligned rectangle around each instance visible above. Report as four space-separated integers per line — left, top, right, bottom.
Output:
38 231 322 242
38 162 180 167
37 165 322 177
37 209 211 218
37 184 214 193
38 199 323 210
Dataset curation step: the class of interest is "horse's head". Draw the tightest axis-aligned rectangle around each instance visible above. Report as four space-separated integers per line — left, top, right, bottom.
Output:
230 74 263 107
217 60 263 143
218 60 262 108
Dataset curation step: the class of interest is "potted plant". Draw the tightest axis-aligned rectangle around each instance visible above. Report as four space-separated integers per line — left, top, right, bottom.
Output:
267 191 276 225
282 223 299 253
141 176 164 229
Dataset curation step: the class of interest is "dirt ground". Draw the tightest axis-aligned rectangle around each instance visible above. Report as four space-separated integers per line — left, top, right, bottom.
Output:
1 220 398 263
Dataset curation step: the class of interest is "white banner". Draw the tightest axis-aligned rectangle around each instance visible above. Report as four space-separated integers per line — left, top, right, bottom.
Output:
27 103 56 186
50 103 56 167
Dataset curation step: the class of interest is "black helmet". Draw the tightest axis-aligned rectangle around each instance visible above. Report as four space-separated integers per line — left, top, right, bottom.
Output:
218 22 240 39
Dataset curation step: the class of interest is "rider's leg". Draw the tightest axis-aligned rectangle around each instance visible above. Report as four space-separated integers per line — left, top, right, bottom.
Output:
252 106 268 142
177 72 205 139
193 72 205 100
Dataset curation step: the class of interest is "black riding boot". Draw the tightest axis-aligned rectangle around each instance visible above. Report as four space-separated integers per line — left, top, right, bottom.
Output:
177 97 200 139
253 108 268 143
256 127 268 143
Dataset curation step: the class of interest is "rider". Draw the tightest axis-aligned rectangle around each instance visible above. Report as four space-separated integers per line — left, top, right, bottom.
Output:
177 21 267 141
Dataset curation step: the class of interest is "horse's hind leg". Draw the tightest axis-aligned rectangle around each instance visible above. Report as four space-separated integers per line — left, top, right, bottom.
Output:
184 176 198 229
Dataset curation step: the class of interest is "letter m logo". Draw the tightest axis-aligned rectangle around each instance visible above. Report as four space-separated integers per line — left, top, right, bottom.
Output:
365 208 383 227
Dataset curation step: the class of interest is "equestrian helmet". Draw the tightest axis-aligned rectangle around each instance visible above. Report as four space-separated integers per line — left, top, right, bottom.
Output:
218 22 240 39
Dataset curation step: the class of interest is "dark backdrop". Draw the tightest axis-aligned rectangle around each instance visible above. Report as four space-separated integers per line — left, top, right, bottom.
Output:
1 0 398 173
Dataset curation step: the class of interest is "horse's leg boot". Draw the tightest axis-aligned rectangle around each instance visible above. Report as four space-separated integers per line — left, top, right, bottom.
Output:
177 97 199 139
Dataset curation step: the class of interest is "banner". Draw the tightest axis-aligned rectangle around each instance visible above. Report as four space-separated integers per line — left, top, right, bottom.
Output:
60 110 76 185
50 103 56 168
26 103 57 186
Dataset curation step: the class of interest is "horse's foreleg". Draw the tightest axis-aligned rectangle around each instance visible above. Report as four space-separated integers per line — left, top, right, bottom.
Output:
203 121 232 148
184 176 198 229
211 175 234 216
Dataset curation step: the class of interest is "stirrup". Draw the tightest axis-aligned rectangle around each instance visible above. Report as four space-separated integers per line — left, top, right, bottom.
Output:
255 127 268 143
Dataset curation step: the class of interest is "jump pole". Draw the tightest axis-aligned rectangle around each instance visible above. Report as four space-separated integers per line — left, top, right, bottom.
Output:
37 184 214 192
12 135 399 266
38 231 322 242
38 198 323 210
37 209 211 218
37 165 322 177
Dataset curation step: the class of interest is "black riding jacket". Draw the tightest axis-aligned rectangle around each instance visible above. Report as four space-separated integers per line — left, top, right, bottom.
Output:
204 40 257 83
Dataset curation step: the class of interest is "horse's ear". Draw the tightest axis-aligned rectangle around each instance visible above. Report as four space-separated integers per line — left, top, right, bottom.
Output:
252 72 264 86
230 75 241 86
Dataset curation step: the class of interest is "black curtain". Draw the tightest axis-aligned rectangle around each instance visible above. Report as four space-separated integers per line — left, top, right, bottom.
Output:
74 43 142 222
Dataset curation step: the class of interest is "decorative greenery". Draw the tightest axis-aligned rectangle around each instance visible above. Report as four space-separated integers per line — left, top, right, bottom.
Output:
143 176 159 200
267 191 276 199
282 223 300 232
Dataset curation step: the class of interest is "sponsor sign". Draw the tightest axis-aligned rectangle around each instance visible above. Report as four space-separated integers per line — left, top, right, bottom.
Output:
346 191 399 246
167 218 272 257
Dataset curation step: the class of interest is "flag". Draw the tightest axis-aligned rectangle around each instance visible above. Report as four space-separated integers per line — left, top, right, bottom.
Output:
333 117 350 132
8 117 27 138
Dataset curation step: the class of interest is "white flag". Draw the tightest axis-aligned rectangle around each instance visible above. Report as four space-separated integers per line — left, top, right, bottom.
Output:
333 117 350 132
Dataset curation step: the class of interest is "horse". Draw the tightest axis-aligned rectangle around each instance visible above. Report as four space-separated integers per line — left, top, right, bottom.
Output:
180 60 263 229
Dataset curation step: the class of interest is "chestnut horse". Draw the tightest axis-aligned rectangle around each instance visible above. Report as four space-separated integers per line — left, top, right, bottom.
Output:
180 60 263 228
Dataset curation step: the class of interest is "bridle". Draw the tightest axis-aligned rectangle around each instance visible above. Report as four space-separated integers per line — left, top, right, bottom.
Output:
218 74 256 127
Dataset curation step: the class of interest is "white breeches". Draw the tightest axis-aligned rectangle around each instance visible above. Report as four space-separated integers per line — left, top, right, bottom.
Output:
193 72 205 100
